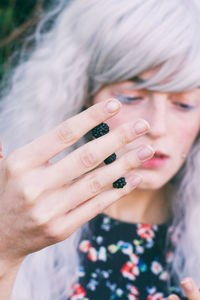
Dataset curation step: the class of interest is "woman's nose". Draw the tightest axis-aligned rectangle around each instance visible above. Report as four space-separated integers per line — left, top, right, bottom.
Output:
146 101 168 139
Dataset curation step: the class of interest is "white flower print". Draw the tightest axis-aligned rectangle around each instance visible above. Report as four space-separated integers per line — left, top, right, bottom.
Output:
151 261 163 275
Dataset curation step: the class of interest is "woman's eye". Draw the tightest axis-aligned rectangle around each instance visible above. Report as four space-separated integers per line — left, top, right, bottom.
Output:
175 102 196 111
116 94 143 103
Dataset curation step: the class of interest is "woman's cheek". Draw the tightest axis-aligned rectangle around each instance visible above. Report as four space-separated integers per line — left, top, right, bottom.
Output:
177 125 199 154
106 110 128 129
107 105 142 128
174 128 197 165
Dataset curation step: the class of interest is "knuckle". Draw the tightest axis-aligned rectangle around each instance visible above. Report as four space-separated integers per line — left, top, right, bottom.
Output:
17 171 42 205
5 153 24 177
42 223 61 243
87 172 103 196
29 209 50 227
29 211 40 226
79 147 99 169
21 184 39 204
55 123 77 145
93 199 105 214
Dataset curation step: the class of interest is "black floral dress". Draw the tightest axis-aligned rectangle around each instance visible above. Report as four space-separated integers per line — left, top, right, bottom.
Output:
70 214 185 300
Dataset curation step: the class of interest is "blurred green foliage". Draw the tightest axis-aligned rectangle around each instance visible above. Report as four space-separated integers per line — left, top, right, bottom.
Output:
0 0 43 81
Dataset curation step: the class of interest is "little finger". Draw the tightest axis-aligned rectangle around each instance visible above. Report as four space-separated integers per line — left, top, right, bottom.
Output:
64 144 153 209
43 174 143 241
29 144 153 223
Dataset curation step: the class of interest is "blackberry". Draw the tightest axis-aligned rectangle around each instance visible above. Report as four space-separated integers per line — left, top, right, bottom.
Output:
91 122 109 138
113 177 126 189
104 153 117 165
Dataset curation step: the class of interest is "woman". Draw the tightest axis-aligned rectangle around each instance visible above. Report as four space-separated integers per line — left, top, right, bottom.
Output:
0 0 200 299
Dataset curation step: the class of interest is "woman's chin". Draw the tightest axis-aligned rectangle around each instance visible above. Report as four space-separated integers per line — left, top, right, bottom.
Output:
134 171 172 190
135 182 163 190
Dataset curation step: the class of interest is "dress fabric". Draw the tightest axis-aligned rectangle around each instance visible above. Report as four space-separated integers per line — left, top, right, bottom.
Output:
69 214 185 300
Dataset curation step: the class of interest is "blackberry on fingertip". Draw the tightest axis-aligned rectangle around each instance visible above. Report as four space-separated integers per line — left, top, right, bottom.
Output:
113 177 126 189
104 153 117 165
91 122 109 138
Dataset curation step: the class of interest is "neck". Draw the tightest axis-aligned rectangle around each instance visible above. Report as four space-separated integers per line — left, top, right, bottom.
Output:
103 184 172 225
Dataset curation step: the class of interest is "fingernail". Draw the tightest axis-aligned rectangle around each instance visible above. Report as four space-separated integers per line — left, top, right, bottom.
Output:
181 278 193 292
137 145 154 161
134 119 150 135
129 175 143 188
105 99 121 113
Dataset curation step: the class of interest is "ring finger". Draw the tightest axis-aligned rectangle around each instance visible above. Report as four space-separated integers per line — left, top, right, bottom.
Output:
29 144 154 224
22 119 150 202
38 173 143 243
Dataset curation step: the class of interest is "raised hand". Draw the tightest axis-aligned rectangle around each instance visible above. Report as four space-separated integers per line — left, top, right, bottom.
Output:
0 98 154 273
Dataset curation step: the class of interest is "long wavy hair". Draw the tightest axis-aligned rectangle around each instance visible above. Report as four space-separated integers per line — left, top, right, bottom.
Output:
0 0 199 299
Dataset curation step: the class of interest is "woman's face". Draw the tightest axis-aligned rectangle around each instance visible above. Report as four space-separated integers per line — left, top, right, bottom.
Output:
92 70 200 190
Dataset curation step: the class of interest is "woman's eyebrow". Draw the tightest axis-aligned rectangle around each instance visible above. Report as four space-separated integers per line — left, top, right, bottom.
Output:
129 76 146 83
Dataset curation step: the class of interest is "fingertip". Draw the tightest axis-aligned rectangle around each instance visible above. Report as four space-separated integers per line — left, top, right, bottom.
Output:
137 118 151 131
168 294 180 300
181 277 194 293
129 174 143 188
181 276 193 284
104 98 122 114
125 173 143 190
181 277 200 297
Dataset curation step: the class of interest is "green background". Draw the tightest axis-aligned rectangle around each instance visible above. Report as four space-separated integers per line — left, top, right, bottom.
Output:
0 0 48 81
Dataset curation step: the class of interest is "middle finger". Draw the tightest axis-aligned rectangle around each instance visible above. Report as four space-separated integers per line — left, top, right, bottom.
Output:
29 145 153 222
23 119 150 201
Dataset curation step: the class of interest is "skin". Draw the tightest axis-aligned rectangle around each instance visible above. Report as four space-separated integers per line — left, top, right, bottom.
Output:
92 69 200 299
168 278 200 300
93 70 200 224
0 68 199 298
0 99 154 299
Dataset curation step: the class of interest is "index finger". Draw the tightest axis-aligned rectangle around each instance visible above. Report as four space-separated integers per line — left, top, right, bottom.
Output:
10 99 121 169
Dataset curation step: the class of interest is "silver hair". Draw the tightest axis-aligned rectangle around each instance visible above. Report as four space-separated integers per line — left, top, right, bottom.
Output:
0 0 198 299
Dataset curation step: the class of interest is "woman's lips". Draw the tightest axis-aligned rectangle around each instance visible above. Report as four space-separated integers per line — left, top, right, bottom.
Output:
141 151 169 168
